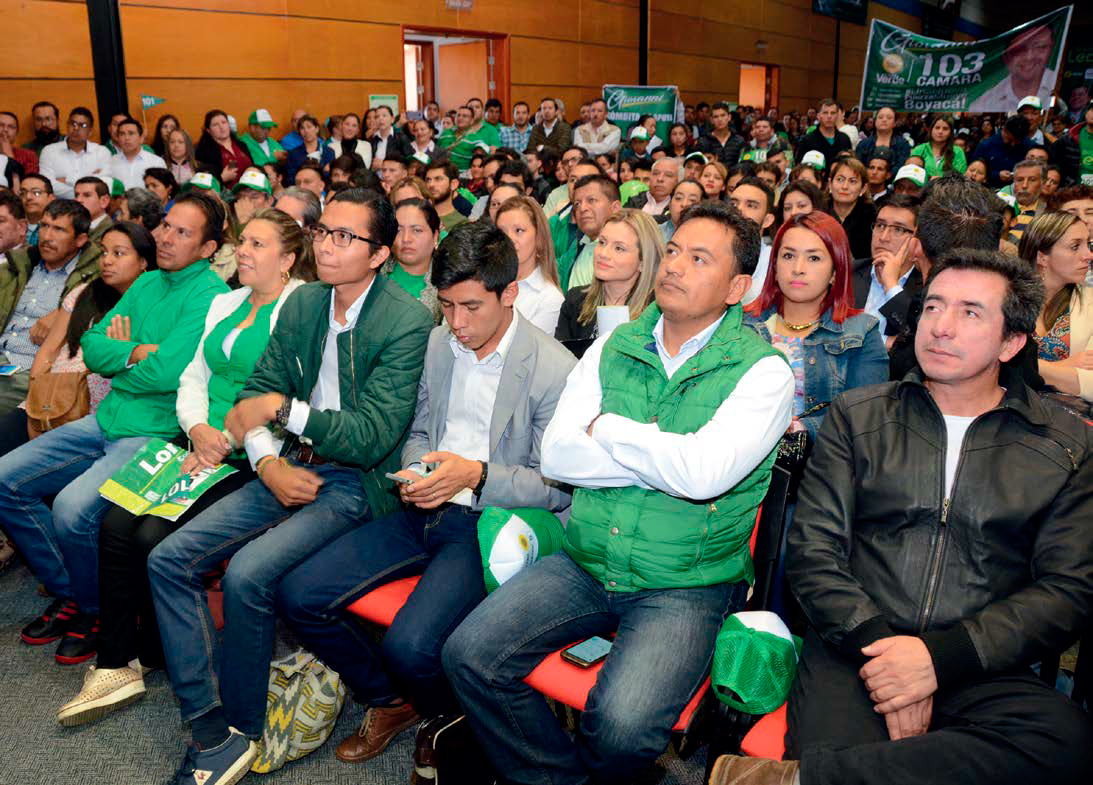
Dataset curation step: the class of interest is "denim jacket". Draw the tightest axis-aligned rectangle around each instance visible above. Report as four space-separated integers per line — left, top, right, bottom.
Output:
746 307 888 437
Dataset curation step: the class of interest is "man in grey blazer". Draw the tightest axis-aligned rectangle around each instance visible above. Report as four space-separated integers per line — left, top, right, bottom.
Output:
276 222 574 767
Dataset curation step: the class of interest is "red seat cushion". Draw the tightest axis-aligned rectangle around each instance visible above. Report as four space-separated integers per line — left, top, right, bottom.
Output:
345 575 422 626
740 702 787 760
523 647 707 733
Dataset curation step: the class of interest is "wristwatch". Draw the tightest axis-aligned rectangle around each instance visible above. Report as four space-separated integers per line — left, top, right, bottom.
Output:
275 395 292 428
473 461 488 497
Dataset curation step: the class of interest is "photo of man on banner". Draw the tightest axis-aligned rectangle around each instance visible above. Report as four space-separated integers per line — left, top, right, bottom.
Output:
968 23 1059 111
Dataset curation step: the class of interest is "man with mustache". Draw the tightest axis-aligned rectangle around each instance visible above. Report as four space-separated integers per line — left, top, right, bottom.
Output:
711 245 1093 785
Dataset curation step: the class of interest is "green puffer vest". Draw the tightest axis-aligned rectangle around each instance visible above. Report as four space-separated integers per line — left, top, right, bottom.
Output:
564 303 784 591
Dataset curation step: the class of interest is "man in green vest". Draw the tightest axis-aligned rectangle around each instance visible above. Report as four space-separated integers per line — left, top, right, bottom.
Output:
444 201 794 784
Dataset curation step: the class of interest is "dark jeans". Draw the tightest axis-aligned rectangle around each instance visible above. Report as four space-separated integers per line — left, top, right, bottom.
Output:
787 628 1093 785
147 463 368 738
0 408 30 459
96 461 255 670
277 504 485 718
442 551 748 785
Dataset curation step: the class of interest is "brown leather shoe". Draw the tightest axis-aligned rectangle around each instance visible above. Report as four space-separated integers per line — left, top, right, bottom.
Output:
709 755 800 785
336 703 421 763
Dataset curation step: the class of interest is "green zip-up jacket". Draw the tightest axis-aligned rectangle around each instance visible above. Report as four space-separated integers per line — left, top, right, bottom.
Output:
81 260 229 440
0 244 100 334
238 276 433 521
564 304 784 591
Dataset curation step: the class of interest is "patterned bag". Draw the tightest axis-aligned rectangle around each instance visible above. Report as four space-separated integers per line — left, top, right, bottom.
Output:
251 650 347 773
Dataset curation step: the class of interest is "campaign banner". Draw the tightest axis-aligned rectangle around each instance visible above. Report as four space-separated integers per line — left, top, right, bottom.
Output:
99 438 237 522
859 7 1072 113
602 85 683 146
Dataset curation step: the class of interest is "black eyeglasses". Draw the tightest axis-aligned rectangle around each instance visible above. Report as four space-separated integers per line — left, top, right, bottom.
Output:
309 224 383 249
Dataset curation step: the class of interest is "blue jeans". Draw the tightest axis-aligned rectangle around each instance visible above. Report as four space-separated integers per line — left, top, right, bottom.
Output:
442 551 748 785
147 463 369 738
278 504 485 718
0 413 149 613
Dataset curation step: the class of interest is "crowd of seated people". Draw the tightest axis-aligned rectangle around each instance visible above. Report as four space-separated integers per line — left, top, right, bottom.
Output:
0 90 1089 785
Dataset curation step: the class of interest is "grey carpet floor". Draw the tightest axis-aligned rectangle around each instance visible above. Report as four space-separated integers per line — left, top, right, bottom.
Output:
0 562 709 785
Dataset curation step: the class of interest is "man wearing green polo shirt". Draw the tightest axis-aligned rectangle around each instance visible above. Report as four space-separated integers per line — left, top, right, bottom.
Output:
438 106 498 172
239 109 286 169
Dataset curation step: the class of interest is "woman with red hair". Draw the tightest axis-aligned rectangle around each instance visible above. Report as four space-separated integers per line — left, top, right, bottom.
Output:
747 211 888 436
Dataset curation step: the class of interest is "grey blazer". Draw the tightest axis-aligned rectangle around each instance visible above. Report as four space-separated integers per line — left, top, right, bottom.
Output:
401 314 575 512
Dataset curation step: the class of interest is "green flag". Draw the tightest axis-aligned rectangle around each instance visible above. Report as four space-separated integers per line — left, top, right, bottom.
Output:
860 7 1072 113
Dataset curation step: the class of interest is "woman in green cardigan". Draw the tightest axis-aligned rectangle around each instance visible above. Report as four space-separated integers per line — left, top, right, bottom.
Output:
55 208 316 727
910 114 967 178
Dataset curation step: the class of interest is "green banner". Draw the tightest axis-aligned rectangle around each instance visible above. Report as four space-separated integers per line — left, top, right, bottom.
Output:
860 7 1072 113
602 85 682 147
99 438 237 522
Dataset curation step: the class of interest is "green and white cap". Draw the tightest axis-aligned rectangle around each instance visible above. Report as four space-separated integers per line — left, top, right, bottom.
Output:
801 150 826 171
711 611 800 715
184 172 222 194
248 108 278 128
894 164 926 187
477 507 566 594
232 168 272 196
996 191 1020 216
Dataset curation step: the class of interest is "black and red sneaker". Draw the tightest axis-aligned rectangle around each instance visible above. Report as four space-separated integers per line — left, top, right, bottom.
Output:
21 598 80 645
55 614 99 665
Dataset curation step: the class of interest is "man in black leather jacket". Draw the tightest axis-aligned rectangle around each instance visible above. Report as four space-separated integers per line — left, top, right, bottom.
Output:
711 249 1093 785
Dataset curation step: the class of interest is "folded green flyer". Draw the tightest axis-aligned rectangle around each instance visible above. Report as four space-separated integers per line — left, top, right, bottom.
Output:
99 438 237 522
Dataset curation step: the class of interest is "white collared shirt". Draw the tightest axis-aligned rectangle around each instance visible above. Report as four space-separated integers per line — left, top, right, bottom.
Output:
284 280 375 435
111 148 168 190
540 313 794 499
38 139 112 198
436 312 520 505
514 265 564 335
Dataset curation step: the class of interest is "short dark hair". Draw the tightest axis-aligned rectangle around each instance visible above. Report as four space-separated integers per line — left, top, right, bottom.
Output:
676 200 761 276
32 101 59 120
732 176 775 215
69 106 95 125
329 188 399 249
1003 114 1031 139
117 117 143 135
573 173 620 203
0 189 25 220
1048 183 1093 210
44 199 91 236
74 176 109 198
917 175 1003 262
497 159 533 190
173 191 225 247
22 173 52 193
394 197 440 235
431 221 517 296
426 161 460 181
874 192 922 222
926 248 1044 338
295 161 326 184
124 188 162 230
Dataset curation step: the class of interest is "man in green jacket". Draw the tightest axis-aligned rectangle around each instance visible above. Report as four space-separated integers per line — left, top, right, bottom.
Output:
0 192 228 666
146 188 434 783
444 201 794 784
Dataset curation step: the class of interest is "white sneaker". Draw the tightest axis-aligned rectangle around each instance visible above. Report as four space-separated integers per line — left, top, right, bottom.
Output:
57 665 146 726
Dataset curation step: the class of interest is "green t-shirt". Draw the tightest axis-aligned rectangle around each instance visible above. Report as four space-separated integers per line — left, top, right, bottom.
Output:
389 263 428 300
1079 127 1093 179
437 124 500 170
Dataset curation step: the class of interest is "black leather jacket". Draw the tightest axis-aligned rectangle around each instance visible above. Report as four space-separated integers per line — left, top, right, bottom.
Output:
787 368 1093 689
